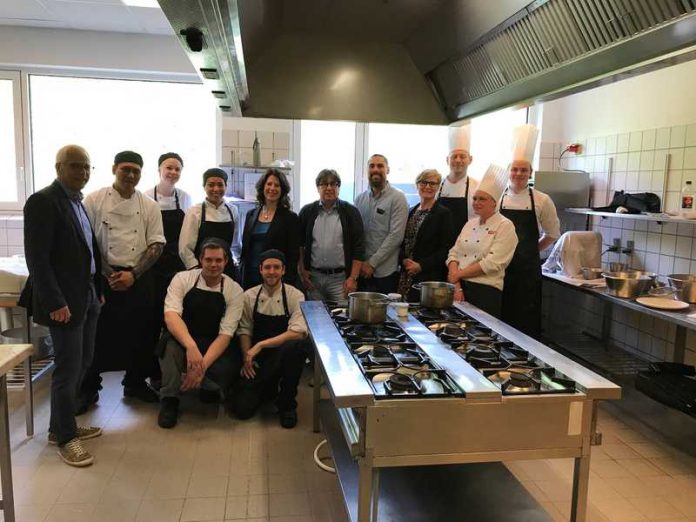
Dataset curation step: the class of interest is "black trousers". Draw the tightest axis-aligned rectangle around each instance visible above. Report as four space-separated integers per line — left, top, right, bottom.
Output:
463 281 503 318
358 271 399 295
228 339 308 419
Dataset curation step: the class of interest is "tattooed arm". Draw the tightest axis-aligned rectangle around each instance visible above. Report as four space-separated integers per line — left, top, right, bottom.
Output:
133 242 164 279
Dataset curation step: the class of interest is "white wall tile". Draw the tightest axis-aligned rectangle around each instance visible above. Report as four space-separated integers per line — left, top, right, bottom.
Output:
666 168 683 191
674 257 691 274
614 153 628 172
6 228 23 246
606 135 618 154
633 230 647 250
256 131 274 149
7 246 23 256
539 142 554 158
629 131 643 152
238 130 255 148
221 129 238 148
624 171 638 191
642 129 656 150
683 147 696 169
596 136 607 155
666 191 680 213
655 127 671 149
677 222 694 236
539 158 554 171
628 152 641 171
585 137 595 155
647 232 662 253
653 149 670 170
639 151 655 171
670 148 685 170
684 169 696 186
651 171 665 192
660 234 676 255
273 132 290 149
686 124 696 147
662 222 678 235
6 217 22 229
671 125 687 148
676 235 693 257
638 171 651 189
659 255 674 274
617 133 630 153
634 219 647 231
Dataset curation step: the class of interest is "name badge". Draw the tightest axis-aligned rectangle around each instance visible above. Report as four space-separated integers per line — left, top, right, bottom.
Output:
376 208 385 215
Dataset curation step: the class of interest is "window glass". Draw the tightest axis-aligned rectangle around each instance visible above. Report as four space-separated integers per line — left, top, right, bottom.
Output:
0 79 19 203
367 123 449 206
299 120 356 208
30 75 216 201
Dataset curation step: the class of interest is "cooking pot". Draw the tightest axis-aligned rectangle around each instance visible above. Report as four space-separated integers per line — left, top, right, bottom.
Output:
347 292 389 324
412 281 455 309
602 271 654 299
667 274 696 303
581 267 603 280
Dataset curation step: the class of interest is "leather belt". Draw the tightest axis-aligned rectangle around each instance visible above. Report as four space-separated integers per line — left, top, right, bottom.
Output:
311 266 345 275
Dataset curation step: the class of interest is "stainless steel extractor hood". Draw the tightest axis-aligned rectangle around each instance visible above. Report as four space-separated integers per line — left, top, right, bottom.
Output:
159 0 696 123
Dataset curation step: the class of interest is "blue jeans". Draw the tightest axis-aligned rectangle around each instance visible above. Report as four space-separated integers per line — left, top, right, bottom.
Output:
48 283 100 445
307 270 346 305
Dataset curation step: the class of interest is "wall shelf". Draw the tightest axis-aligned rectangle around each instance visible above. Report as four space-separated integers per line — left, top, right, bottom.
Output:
565 208 696 225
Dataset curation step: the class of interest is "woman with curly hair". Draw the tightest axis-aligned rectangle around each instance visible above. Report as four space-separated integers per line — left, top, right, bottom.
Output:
239 168 300 289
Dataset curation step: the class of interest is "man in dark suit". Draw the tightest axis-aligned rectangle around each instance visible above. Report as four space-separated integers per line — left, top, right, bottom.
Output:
22 144 103 467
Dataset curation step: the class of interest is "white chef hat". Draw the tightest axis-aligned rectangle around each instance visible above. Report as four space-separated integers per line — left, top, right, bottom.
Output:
511 124 539 164
448 123 471 153
476 164 508 201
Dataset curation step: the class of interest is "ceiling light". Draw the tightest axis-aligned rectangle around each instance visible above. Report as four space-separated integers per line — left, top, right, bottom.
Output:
122 0 160 8
200 68 219 80
212 91 226 99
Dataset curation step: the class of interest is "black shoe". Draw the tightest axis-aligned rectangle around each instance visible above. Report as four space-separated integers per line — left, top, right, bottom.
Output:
199 388 221 404
158 397 179 429
123 384 159 403
75 392 99 416
279 409 297 429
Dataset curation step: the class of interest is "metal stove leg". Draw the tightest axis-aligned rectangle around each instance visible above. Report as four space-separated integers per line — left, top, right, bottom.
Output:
0 375 16 521
23 357 33 437
312 349 321 433
358 455 376 522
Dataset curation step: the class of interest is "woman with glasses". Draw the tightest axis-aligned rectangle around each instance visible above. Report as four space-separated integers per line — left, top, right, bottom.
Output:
397 169 454 302
239 168 300 289
446 165 518 318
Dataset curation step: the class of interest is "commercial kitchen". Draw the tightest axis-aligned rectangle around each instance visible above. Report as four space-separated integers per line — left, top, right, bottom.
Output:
1 1 696 521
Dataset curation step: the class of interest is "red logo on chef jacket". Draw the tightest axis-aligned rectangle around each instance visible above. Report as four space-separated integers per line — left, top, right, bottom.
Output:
488 230 495 234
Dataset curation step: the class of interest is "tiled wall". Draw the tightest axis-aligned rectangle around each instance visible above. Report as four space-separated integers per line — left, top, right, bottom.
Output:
0 217 25 257
540 122 696 366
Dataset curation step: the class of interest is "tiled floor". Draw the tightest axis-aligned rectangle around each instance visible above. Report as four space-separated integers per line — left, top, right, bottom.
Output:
3 371 696 521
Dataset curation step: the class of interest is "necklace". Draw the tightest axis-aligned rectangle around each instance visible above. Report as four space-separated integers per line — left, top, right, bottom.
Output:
262 206 275 220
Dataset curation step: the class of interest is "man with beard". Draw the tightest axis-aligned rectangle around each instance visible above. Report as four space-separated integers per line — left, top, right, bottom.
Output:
354 154 408 294
79 151 165 411
438 124 477 239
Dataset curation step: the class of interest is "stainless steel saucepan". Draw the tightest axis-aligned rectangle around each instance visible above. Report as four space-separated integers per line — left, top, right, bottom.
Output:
667 274 696 303
412 281 456 309
347 292 389 324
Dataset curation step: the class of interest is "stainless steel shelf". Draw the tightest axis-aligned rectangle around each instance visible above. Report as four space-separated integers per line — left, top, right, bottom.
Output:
565 208 696 224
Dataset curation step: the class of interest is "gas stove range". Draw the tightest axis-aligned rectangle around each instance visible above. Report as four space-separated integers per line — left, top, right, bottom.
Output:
412 306 578 396
330 308 464 399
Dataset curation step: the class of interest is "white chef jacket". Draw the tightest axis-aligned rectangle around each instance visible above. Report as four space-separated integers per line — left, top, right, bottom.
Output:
438 175 479 219
499 187 561 240
84 187 165 268
237 284 308 338
179 200 242 269
144 187 193 212
446 212 519 291
164 269 244 337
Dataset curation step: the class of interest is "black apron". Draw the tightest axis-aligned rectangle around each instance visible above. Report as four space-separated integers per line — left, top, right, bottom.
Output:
194 202 237 279
93 267 156 372
463 280 502 319
252 284 290 345
438 177 469 240
152 188 186 327
181 274 226 352
500 187 542 339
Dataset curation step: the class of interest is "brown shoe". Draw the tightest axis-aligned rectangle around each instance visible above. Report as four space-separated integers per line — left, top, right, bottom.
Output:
48 426 103 445
58 438 94 467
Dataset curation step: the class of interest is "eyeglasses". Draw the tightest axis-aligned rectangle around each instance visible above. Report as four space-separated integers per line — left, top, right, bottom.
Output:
417 180 440 188
318 182 340 188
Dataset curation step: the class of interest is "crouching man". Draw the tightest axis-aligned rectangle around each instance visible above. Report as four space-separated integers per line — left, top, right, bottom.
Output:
158 238 244 428
229 249 308 429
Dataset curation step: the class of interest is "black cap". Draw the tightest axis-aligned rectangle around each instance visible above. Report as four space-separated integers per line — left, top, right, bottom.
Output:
158 152 183 167
259 249 285 266
114 150 143 167
203 168 228 185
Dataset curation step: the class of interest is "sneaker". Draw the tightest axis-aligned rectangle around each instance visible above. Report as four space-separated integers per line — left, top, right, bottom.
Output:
124 384 159 403
48 426 103 445
158 397 179 429
199 388 220 404
279 409 298 429
58 438 94 467
75 392 99 416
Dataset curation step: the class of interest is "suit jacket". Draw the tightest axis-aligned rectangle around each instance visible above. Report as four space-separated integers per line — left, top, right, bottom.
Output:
240 205 300 286
21 180 102 327
399 201 454 284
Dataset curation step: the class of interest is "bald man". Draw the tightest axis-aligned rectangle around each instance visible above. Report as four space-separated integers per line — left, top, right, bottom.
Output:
21 145 103 467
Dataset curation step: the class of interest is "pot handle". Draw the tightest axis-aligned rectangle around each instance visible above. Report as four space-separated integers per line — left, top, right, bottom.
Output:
411 283 422 291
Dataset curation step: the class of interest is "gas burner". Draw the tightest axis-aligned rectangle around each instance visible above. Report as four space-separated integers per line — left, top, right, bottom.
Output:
416 308 445 320
386 373 419 392
366 368 462 397
342 323 406 344
353 343 428 368
483 367 577 395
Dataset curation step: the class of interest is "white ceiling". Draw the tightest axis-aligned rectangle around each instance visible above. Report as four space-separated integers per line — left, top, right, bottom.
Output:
0 0 174 35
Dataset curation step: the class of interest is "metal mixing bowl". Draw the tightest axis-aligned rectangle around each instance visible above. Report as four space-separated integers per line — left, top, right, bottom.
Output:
667 274 696 303
581 267 603 280
602 271 654 298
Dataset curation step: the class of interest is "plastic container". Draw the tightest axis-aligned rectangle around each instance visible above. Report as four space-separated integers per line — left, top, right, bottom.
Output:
393 302 409 318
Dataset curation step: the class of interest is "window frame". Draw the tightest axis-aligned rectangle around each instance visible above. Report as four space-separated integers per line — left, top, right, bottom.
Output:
0 70 26 211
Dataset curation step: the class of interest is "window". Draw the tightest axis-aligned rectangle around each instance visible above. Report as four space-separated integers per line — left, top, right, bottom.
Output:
298 120 356 208
469 107 528 180
29 75 216 201
367 123 449 206
0 71 25 207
